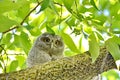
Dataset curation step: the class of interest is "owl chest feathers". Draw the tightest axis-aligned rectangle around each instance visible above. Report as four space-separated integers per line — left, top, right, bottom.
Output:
35 45 63 60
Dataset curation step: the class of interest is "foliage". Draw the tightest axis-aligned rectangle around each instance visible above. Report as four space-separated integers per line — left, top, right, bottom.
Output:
0 0 120 79
102 69 120 80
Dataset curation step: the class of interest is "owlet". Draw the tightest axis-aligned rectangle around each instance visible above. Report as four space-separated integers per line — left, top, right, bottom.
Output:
26 33 64 67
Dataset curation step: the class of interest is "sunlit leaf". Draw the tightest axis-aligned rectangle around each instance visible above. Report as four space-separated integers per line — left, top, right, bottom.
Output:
9 60 18 72
62 0 74 11
54 0 62 4
14 32 31 54
1 33 12 45
89 32 100 63
0 0 28 13
79 34 89 53
0 61 3 68
49 0 59 15
112 21 120 29
17 1 30 19
0 59 4 69
61 32 79 53
64 49 77 57
46 25 55 35
16 55 26 68
105 36 120 61
111 35 120 45
39 0 50 12
14 34 21 48
0 46 2 54
30 12 46 27
0 15 18 32
66 16 76 27
95 31 104 41
19 32 31 54
102 69 120 80
90 0 99 10
24 24 34 30
29 27 42 36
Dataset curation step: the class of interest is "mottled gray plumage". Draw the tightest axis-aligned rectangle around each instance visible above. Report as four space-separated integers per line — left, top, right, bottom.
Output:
26 33 64 67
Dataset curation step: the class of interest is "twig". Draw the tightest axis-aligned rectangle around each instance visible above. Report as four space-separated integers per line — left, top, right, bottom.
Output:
2 1 42 34
3 26 19 34
20 2 42 25
54 2 63 6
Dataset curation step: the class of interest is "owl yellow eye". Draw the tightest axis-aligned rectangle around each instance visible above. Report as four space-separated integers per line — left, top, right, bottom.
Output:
41 37 50 42
55 40 62 46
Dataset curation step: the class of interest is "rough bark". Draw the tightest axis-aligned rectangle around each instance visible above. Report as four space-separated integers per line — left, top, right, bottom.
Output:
0 47 116 80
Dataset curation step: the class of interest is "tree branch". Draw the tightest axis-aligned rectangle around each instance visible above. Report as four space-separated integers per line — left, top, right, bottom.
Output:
0 47 116 80
2 26 19 34
2 1 42 34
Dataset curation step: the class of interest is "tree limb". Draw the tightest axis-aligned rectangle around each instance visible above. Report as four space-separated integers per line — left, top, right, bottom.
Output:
0 47 116 80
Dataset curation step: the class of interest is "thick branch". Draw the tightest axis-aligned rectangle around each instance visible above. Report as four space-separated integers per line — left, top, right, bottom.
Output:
0 47 116 80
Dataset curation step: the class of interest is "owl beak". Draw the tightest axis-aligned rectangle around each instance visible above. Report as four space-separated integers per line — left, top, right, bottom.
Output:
50 43 54 48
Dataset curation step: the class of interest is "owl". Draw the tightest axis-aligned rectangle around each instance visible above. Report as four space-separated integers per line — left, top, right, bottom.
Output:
26 32 64 67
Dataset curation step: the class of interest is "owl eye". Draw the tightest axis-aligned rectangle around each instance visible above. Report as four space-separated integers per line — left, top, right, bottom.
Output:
42 37 50 42
55 40 62 46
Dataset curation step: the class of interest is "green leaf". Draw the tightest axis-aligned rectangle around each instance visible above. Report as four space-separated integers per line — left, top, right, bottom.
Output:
30 12 46 27
46 25 55 35
61 32 79 53
0 15 18 32
64 49 77 57
0 62 3 68
90 0 99 10
24 24 34 30
62 0 74 11
9 60 18 72
112 36 120 45
17 1 30 19
54 0 62 4
0 0 19 13
19 32 31 54
0 60 3 69
66 16 76 27
49 0 59 15
89 32 100 63
29 10 46 36
29 27 42 36
0 0 29 13
16 55 25 68
14 32 31 54
105 37 120 61
40 0 50 12
14 34 21 48
79 34 89 53
1 33 12 45
0 46 2 54
95 31 104 41
6 33 12 42
102 69 120 79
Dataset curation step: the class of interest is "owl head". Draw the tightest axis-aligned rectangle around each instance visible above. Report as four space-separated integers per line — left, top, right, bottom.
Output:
34 32 64 57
